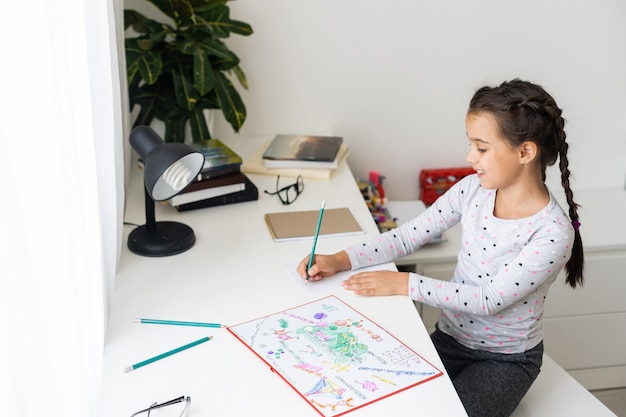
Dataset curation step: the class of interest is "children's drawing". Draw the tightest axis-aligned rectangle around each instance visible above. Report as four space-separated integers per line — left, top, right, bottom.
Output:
227 296 443 417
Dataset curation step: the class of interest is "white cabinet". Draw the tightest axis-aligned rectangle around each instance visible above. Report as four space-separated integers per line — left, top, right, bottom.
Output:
394 189 626 390
543 251 626 390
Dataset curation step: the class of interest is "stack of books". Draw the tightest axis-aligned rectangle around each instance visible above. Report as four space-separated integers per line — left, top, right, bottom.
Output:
168 139 258 211
242 134 350 180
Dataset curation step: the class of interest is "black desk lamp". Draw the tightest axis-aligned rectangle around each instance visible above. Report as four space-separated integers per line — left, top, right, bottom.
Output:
128 126 205 257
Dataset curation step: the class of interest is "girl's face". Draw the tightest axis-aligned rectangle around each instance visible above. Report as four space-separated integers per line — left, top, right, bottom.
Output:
465 112 523 190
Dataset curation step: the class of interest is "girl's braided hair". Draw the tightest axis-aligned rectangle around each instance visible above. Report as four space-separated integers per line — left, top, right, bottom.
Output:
468 79 584 288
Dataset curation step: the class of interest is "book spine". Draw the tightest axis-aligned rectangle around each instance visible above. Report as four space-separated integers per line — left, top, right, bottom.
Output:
175 178 259 212
197 163 241 181
170 183 245 206
183 172 246 194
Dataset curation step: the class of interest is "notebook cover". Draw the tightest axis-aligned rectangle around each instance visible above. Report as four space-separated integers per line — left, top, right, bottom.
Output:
264 207 364 242
262 134 343 162
192 138 243 168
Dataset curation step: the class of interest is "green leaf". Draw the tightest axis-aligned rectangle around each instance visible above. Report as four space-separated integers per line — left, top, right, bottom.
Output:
231 64 248 90
189 107 212 141
125 41 142 86
209 43 239 71
141 20 171 44
197 4 230 37
138 52 163 85
178 34 221 95
192 49 215 95
130 86 161 128
125 10 171 43
182 29 233 60
125 39 163 85
196 93 220 110
223 19 253 37
131 78 177 129
191 0 227 9
124 10 150 32
196 3 253 38
214 71 246 132
147 0 195 26
172 62 199 111
163 114 189 143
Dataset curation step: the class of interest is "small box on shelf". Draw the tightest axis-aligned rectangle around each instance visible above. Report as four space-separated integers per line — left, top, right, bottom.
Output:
419 167 474 205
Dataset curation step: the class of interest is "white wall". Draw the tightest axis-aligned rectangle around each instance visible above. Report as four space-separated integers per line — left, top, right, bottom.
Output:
203 0 626 200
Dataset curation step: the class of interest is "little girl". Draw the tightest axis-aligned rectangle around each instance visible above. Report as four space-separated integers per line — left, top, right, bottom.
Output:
297 79 584 417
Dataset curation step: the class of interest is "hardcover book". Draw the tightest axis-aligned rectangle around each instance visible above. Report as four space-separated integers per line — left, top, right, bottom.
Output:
168 172 247 206
227 296 443 417
264 143 349 169
262 134 343 166
173 175 258 212
196 163 241 181
192 139 243 180
243 140 350 180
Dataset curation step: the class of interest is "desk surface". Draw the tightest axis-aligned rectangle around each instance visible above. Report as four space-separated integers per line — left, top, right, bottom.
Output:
99 137 467 416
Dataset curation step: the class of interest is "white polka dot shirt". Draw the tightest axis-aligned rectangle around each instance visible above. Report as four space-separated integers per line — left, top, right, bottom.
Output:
346 174 575 354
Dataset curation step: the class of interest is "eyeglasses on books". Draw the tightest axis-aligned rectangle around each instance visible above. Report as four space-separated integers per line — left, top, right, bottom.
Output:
264 175 304 205
130 395 191 417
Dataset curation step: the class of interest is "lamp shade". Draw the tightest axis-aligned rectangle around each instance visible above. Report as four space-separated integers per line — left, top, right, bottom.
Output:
130 126 205 201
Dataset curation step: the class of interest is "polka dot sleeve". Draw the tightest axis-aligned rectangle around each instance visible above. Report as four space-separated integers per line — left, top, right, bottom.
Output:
346 176 469 270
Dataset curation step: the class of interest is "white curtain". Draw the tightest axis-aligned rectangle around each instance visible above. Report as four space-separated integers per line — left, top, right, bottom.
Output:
0 1 123 416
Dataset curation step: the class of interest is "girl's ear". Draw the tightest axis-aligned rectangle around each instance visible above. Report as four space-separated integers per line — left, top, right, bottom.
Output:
519 141 539 164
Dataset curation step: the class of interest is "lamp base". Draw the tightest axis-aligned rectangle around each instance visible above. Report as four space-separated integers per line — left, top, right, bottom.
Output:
128 221 196 257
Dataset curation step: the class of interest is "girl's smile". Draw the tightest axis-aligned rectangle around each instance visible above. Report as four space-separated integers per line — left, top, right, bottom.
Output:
465 112 523 191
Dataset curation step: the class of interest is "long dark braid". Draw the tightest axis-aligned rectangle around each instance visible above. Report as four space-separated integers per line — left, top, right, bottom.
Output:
468 79 584 288
558 132 584 288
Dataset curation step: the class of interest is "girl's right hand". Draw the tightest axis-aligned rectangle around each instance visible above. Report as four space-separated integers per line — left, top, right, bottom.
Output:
296 251 351 282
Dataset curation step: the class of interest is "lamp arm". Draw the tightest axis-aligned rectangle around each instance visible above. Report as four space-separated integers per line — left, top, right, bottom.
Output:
144 186 157 230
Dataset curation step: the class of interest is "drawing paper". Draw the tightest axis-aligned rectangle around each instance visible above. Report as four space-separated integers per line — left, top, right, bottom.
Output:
227 296 443 417
283 262 393 295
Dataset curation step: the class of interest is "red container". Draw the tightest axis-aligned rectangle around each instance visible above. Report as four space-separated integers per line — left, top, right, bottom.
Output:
419 167 474 205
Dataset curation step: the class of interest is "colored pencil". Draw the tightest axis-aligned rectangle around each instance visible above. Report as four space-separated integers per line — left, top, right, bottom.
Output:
306 200 326 285
134 318 224 328
124 336 211 372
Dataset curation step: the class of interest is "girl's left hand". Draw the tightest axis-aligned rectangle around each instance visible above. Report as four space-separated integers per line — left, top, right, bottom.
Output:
341 270 410 296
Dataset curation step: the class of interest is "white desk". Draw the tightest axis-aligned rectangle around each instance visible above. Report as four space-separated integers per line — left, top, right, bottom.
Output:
99 137 467 416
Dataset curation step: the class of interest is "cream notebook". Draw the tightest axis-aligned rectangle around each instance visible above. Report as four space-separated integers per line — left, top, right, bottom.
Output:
264 207 364 242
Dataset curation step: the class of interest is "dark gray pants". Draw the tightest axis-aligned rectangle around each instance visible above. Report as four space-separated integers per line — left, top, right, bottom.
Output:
431 327 543 417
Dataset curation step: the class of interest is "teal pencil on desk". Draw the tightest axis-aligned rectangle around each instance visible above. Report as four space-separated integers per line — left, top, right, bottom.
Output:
124 336 211 373
134 318 224 328
306 200 326 285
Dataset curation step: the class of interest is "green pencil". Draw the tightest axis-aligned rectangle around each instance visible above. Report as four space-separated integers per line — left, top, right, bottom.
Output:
306 200 326 285
134 318 224 328
124 336 212 372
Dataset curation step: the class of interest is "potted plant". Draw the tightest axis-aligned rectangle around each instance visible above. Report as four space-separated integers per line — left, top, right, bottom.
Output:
124 0 253 143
